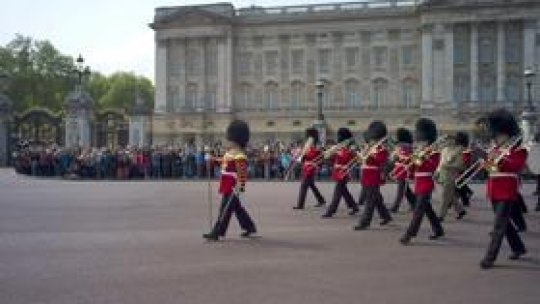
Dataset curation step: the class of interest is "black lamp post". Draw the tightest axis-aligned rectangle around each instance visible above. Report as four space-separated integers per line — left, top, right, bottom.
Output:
75 54 91 89
525 67 536 111
316 80 325 121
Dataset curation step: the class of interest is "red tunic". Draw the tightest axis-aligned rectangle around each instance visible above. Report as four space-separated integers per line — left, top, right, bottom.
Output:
411 149 440 196
391 144 413 181
331 147 355 182
486 146 527 202
218 151 248 195
301 147 321 179
361 145 389 187
462 149 473 168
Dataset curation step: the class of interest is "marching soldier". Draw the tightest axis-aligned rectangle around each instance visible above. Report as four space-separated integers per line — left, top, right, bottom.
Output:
322 128 359 218
293 127 327 209
389 128 416 213
354 121 393 230
400 118 444 245
437 133 467 222
480 109 527 269
203 120 257 241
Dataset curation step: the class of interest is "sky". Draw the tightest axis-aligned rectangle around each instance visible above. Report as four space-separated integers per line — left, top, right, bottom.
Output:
1 0 343 82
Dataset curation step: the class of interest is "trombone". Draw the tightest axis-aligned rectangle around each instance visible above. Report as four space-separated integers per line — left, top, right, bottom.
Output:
455 135 522 189
389 135 449 180
342 136 389 176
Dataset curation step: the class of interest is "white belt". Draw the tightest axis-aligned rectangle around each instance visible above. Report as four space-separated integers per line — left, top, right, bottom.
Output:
334 164 347 169
489 173 518 178
221 171 237 178
414 172 433 177
361 165 379 170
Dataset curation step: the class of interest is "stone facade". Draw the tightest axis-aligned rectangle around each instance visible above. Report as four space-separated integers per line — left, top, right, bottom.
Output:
150 0 540 144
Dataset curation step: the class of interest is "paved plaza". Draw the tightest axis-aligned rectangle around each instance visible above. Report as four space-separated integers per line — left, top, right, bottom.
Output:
0 168 539 304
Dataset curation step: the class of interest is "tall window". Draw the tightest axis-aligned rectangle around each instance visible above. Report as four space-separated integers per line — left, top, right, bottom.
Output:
401 80 416 108
505 74 521 103
265 82 279 110
401 46 414 66
454 75 470 103
373 47 387 68
265 51 279 76
206 87 216 109
168 86 179 112
453 24 469 65
318 49 331 74
291 49 304 74
206 47 218 76
186 49 200 76
505 22 522 64
290 81 304 110
185 84 198 109
237 83 252 110
238 52 252 76
479 37 495 64
372 78 388 108
479 75 496 102
345 47 359 71
345 79 361 108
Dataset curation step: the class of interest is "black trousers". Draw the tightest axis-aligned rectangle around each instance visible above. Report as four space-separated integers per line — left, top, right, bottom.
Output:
403 194 444 238
358 186 367 206
483 202 526 263
391 180 415 211
456 185 473 206
296 175 326 208
511 193 527 231
325 180 358 216
359 186 392 226
212 194 256 236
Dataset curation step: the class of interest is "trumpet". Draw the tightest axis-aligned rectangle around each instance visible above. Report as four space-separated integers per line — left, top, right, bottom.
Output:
389 135 449 180
342 136 389 176
455 135 522 189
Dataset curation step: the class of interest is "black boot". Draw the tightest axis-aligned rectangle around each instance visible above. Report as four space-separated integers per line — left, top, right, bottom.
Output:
456 210 466 220
508 249 527 260
380 218 392 226
240 229 257 238
428 231 444 240
400 235 411 245
480 259 494 270
203 233 219 241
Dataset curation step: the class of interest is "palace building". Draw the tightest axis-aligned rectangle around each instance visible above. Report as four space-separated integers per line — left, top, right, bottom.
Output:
150 0 540 144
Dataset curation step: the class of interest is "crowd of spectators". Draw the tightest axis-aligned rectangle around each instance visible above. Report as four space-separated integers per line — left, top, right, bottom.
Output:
11 141 347 181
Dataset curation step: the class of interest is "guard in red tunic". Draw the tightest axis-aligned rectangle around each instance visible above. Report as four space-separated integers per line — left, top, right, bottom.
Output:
400 118 444 245
480 109 527 269
293 128 327 209
203 120 257 241
389 128 416 213
455 132 474 207
355 121 392 230
322 128 359 218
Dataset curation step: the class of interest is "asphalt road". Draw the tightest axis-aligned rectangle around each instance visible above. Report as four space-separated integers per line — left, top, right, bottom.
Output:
0 168 539 304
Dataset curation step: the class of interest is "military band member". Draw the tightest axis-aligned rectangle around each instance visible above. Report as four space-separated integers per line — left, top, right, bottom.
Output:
400 118 444 245
203 120 257 241
389 128 416 213
322 128 359 218
480 109 527 269
354 121 392 230
293 128 327 209
437 133 467 222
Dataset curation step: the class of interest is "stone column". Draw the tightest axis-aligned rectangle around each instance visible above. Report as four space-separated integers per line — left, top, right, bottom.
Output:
444 24 454 105
496 22 506 102
155 38 168 113
523 19 536 98
217 31 233 113
199 37 207 111
421 25 433 106
470 23 479 102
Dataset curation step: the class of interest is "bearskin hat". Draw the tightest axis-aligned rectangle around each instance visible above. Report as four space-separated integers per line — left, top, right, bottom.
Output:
454 131 469 148
337 127 353 143
487 108 520 138
226 119 250 148
305 127 319 145
396 128 413 144
415 118 438 144
362 130 371 142
366 120 388 141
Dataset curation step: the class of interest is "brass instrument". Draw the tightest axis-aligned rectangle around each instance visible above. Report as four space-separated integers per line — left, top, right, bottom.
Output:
342 136 389 175
389 135 449 180
283 137 314 181
455 135 522 189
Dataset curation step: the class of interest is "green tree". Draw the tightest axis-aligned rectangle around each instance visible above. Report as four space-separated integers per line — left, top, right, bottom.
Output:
97 72 154 111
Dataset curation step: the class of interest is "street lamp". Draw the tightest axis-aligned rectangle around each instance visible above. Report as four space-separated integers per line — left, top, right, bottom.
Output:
316 80 325 121
525 67 536 111
75 54 91 89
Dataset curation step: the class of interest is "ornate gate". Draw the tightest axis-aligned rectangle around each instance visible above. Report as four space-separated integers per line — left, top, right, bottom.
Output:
12 108 64 146
94 109 129 149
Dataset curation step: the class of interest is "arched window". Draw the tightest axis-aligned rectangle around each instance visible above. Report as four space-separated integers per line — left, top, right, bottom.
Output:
290 81 304 110
344 79 361 109
185 83 198 109
401 79 417 108
237 83 252 110
265 82 279 110
372 78 388 108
